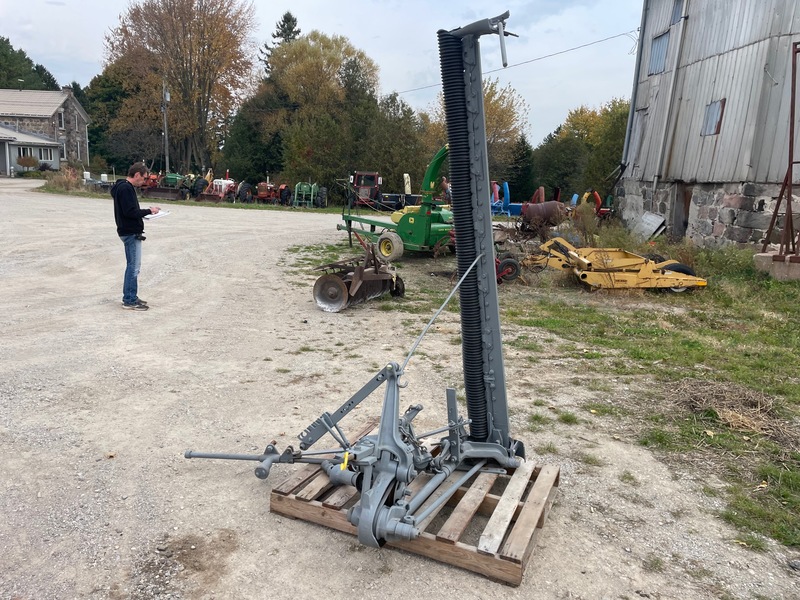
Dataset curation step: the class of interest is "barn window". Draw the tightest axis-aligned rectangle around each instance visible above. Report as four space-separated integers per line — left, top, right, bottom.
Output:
701 99 726 136
671 0 684 25
648 32 670 75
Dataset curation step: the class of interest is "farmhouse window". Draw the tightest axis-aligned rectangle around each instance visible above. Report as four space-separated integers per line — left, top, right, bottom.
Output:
17 146 33 157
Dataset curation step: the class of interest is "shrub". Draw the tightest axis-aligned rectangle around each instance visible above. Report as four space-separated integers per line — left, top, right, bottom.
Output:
47 167 81 191
16 155 39 170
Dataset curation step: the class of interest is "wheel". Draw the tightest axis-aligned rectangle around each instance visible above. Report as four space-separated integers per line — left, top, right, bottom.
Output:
313 274 350 312
390 275 405 297
377 231 404 262
497 257 521 282
238 183 253 203
663 263 696 293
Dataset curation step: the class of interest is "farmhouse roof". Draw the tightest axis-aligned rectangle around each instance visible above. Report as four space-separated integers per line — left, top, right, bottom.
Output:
0 124 60 146
0 89 88 121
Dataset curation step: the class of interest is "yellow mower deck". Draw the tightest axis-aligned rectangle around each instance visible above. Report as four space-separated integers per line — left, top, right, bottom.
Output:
526 237 708 292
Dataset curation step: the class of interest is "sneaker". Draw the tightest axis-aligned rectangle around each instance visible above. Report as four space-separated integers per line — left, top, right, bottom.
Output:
122 302 149 311
134 298 148 306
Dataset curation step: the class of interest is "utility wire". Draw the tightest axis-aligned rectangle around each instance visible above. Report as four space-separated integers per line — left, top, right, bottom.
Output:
397 29 638 95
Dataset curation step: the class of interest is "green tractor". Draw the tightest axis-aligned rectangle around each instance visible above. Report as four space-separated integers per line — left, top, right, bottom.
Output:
337 146 453 261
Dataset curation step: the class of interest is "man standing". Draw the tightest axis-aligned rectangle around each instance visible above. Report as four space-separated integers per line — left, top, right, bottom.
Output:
111 162 160 311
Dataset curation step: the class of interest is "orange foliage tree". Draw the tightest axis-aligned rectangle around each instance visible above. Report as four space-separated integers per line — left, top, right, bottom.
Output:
105 0 256 172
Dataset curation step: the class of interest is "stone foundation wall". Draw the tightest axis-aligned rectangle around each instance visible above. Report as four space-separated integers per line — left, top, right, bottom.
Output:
619 179 798 248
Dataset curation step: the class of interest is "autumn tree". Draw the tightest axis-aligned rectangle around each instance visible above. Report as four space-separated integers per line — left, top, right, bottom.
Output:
269 31 380 188
259 12 301 76
428 77 529 182
105 0 256 172
531 98 629 198
582 97 630 192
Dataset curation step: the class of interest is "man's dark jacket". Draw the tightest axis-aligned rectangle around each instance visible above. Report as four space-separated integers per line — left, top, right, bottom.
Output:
111 179 150 236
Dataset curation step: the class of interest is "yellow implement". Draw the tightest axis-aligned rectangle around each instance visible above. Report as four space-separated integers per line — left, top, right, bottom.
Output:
525 237 707 292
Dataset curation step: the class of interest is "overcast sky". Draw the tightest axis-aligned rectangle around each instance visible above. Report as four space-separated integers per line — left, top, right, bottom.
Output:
1 0 643 146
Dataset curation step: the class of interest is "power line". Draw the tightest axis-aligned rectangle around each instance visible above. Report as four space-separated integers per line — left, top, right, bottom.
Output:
396 29 639 95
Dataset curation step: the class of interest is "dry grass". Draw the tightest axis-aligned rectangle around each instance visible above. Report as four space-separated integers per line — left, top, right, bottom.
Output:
668 378 799 452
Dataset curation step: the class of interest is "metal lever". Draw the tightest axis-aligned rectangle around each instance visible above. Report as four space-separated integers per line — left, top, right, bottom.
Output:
450 10 517 67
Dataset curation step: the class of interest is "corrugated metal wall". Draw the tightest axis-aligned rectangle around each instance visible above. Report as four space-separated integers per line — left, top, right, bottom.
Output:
629 0 800 184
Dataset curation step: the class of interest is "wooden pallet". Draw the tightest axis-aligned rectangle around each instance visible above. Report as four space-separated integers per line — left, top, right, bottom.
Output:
270 422 560 586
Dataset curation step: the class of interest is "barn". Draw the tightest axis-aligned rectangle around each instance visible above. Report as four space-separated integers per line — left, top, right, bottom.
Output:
620 0 800 249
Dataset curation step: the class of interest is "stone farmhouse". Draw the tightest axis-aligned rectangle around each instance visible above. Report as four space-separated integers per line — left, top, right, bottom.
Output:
0 87 90 176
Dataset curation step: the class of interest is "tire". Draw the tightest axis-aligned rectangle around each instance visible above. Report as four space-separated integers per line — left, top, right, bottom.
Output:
377 231 404 262
238 183 253 203
663 262 696 293
390 275 405 297
497 257 521 282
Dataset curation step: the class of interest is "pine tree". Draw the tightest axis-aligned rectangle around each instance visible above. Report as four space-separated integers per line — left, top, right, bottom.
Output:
507 134 535 203
259 12 301 76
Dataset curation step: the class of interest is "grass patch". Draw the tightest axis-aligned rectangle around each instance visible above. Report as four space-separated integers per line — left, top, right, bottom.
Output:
619 470 639 486
557 411 580 425
583 402 624 417
528 413 553 432
642 554 666 573
535 442 559 455
575 452 604 467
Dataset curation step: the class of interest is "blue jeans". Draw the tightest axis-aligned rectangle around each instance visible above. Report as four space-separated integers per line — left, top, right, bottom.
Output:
120 234 142 305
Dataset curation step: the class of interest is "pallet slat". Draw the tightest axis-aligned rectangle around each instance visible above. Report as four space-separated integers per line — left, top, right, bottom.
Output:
436 472 498 544
477 460 536 555
499 464 560 564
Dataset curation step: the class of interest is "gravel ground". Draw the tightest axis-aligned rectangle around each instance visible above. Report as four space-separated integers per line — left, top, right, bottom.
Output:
1 179 798 600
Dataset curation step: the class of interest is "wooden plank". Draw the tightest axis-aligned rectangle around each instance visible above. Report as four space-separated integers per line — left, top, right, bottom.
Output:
436 472 497 544
477 460 536 555
321 484 358 509
272 463 322 496
295 470 332 501
269 493 523 585
499 465 560 564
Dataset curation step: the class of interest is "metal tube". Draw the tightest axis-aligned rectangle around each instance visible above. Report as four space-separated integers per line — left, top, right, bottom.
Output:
412 460 487 525
407 463 455 514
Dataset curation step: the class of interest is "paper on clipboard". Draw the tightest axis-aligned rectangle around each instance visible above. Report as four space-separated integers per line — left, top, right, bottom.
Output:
144 210 171 220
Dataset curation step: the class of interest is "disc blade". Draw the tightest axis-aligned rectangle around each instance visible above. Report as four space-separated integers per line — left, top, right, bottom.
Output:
313 274 350 312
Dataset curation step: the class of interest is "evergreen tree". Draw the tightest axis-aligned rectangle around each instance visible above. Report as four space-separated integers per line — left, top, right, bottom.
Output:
33 64 60 90
506 134 535 203
0 37 58 90
259 12 301 76
69 81 88 106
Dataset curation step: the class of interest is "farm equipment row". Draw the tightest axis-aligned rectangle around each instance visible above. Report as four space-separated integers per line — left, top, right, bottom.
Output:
141 171 325 207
